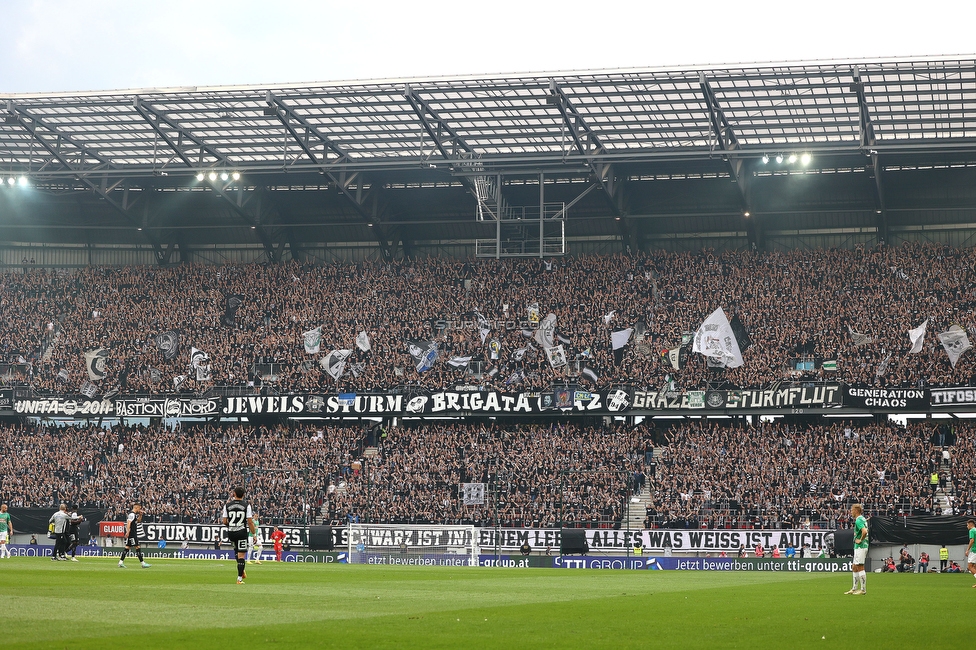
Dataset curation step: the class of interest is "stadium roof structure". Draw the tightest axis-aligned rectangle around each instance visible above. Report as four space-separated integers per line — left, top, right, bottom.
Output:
2 56 976 264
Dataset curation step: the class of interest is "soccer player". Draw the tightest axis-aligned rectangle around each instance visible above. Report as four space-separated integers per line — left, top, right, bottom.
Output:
966 520 976 586
248 509 264 565
119 503 151 568
222 487 257 584
49 504 70 561
270 526 286 562
0 504 12 558
66 507 84 562
845 503 868 595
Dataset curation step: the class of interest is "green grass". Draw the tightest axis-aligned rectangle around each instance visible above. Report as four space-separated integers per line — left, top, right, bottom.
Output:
2 556 971 649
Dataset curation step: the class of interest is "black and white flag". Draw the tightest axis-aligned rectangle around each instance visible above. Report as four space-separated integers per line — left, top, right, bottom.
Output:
908 320 928 354
84 348 109 381
173 374 187 390
535 313 557 349
474 312 491 344
222 294 244 327
692 308 746 368
447 356 472 370
190 347 211 382
611 328 633 366
303 327 322 355
79 380 97 398
462 483 486 506
321 349 353 380
581 364 599 383
938 325 971 368
407 340 438 373
56 368 69 383
603 310 615 325
155 331 180 361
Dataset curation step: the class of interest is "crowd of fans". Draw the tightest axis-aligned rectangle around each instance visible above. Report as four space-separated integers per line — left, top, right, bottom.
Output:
3 242 976 396
0 416 971 530
647 419 958 530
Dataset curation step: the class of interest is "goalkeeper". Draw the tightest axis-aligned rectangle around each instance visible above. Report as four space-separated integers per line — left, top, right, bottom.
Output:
247 510 264 564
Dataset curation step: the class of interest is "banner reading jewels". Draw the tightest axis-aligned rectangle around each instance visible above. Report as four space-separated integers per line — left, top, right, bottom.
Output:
631 383 842 411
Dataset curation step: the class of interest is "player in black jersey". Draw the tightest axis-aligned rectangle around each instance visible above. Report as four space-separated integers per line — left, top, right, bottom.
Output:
222 487 257 584
119 503 151 568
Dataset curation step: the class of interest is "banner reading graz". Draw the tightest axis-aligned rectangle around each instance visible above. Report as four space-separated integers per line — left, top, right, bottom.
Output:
477 527 830 553
632 383 842 411
222 388 634 416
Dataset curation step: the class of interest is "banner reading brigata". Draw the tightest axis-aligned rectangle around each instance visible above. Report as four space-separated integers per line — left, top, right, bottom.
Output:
478 528 830 553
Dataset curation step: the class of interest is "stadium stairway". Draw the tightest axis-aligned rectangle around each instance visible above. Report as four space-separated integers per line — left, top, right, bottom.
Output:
626 486 651 530
935 450 954 515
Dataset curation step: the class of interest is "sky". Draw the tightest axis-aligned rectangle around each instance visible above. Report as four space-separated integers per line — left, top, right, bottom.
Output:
1 0 975 94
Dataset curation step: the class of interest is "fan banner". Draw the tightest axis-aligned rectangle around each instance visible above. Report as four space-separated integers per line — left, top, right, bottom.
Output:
843 386 929 410
632 383 843 410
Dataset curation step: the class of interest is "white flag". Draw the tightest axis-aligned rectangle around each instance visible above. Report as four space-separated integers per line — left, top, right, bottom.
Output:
545 344 567 368
321 349 353 380
535 313 557 349
938 325 972 368
303 327 322 354
908 320 927 354
611 328 633 351
603 310 615 325
356 331 371 352
692 307 745 368
462 483 485 506
848 325 874 348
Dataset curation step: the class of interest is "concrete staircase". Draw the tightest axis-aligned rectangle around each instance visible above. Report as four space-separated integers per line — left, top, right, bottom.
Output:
935 450 954 515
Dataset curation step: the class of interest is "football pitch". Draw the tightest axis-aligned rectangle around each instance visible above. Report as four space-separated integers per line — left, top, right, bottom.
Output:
3 557 969 649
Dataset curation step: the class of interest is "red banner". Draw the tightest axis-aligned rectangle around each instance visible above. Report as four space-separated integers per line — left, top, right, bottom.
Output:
99 521 125 537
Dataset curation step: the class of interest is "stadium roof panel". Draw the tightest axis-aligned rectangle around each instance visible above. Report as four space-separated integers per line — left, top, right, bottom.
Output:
1 57 975 177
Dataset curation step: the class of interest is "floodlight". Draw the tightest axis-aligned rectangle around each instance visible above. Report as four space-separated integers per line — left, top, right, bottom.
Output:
18 176 28 187
775 154 784 164
196 172 205 181
761 155 769 164
208 172 217 182
743 211 751 217
232 172 240 181
788 154 797 164
800 153 811 165
6 177 13 186
220 172 229 181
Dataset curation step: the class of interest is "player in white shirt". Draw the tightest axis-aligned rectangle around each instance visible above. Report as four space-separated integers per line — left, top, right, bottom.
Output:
247 511 264 564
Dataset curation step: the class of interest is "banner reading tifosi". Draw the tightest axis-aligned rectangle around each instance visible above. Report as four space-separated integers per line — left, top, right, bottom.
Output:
478 528 831 553
222 389 633 416
632 383 842 411
931 387 976 407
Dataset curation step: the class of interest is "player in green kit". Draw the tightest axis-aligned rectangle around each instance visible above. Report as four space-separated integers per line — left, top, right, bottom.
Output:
0 504 12 558
845 503 868 595
247 510 264 565
966 520 976 586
